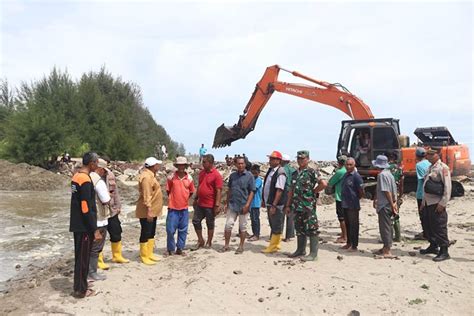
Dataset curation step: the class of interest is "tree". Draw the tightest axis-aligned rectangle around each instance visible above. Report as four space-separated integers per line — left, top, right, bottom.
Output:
1 67 183 165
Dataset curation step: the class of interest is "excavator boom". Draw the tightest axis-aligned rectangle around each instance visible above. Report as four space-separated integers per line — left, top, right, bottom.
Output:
213 65 374 148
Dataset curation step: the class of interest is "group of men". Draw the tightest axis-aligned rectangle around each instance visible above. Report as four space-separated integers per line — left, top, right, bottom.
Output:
69 153 129 298
328 148 452 260
69 146 453 298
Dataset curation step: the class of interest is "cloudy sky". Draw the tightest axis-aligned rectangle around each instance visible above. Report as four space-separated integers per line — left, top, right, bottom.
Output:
1 0 472 160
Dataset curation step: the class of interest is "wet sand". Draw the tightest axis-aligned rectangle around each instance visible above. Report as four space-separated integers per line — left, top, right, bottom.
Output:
1 191 473 315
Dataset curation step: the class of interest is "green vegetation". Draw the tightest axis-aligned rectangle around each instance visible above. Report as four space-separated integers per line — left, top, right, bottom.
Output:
0 68 184 166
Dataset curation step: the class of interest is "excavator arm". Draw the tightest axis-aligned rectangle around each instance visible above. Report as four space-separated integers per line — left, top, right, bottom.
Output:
213 65 374 148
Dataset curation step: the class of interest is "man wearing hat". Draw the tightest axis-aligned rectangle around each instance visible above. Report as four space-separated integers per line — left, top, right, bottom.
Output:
94 156 129 270
89 158 112 280
415 148 431 239
420 148 452 261
166 156 195 255
281 154 296 242
328 155 348 243
135 157 163 265
261 151 287 253
284 150 327 261
372 155 398 258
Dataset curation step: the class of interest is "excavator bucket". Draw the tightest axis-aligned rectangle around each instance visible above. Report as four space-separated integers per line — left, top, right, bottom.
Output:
213 124 241 148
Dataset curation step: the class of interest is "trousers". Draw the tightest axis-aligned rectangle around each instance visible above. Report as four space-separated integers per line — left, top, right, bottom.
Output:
73 232 93 294
166 209 189 251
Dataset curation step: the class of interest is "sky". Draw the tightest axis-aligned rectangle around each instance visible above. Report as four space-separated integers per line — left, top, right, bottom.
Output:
1 0 472 161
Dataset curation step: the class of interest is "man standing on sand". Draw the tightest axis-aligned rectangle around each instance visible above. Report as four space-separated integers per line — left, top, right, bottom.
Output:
221 156 255 254
281 154 296 242
248 164 263 241
414 148 430 239
285 150 327 261
420 148 452 262
89 159 111 281
262 151 287 254
135 157 163 265
191 154 223 250
372 155 398 258
340 157 364 252
166 156 195 255
95 157 129 271
70 152 102 298
328 155 348 244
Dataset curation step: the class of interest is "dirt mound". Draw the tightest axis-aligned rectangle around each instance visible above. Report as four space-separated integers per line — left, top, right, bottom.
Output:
0 160 69 191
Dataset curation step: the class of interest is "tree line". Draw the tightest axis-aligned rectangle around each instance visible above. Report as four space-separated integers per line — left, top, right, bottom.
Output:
0 67 185 166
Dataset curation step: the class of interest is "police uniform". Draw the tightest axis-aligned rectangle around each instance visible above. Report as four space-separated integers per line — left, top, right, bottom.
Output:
421 151 451 260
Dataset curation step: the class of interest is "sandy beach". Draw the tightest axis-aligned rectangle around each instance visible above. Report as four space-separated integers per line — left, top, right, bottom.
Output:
1 187 473 315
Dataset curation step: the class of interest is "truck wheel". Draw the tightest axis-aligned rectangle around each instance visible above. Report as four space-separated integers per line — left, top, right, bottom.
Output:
451 181 464 197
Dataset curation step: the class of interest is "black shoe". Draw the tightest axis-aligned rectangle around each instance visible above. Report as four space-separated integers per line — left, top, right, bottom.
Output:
420 245 439 255
433 246 450 262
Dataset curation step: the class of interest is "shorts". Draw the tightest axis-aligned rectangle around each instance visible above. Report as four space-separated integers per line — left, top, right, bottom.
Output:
192 206 215 230
336 201 344 221
225 209 249 232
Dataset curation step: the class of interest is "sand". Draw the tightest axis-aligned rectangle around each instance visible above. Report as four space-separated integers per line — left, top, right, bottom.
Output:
1 190 473 315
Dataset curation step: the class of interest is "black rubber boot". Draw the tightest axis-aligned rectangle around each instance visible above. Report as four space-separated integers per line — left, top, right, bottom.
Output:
301 236 319 262
420 243 439 255
433 246 450 262
288 235 307 258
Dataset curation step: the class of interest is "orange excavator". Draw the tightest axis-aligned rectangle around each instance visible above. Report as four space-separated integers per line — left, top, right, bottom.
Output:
213 65 470 197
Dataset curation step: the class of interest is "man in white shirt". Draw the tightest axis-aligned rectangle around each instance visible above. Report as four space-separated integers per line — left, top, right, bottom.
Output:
89 159 111 281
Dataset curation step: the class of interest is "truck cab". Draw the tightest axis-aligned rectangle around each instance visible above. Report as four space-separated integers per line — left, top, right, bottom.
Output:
337 118 402 179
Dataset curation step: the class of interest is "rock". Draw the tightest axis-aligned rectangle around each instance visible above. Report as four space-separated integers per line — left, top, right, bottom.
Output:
116 174 129 183
233 270 243 275
268 286 274 291
349 310 360 316
337 255 344 261
15 264 21 270
123 168 139 176
320 166 335 175
165 163 176 172
408 251 417 256
258 298 264 303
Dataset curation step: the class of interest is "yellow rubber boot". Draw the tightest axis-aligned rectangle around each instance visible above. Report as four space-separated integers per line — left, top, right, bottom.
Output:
140 243 156 265
273 234 282 251
97 252 110 270
262 234 281 253
147 239 160 262
111 241 130 263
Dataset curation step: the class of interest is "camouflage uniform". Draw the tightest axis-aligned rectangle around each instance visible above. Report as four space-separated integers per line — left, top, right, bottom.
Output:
291 167 320 237
389 162 403 241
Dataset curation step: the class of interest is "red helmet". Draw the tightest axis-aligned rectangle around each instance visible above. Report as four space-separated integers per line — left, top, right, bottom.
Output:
267 151 282 160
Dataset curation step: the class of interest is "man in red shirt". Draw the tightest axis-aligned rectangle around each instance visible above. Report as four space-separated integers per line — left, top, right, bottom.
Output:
166 156 196 255
192 154 223 250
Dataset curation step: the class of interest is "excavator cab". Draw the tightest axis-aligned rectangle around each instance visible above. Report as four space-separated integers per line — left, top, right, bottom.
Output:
337 118 401 177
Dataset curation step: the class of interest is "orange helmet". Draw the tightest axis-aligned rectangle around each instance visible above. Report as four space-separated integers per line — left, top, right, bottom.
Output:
267 151 282 160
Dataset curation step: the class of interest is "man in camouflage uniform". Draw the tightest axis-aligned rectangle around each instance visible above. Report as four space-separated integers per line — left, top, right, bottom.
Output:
387 151 404 242
284 150 327 261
